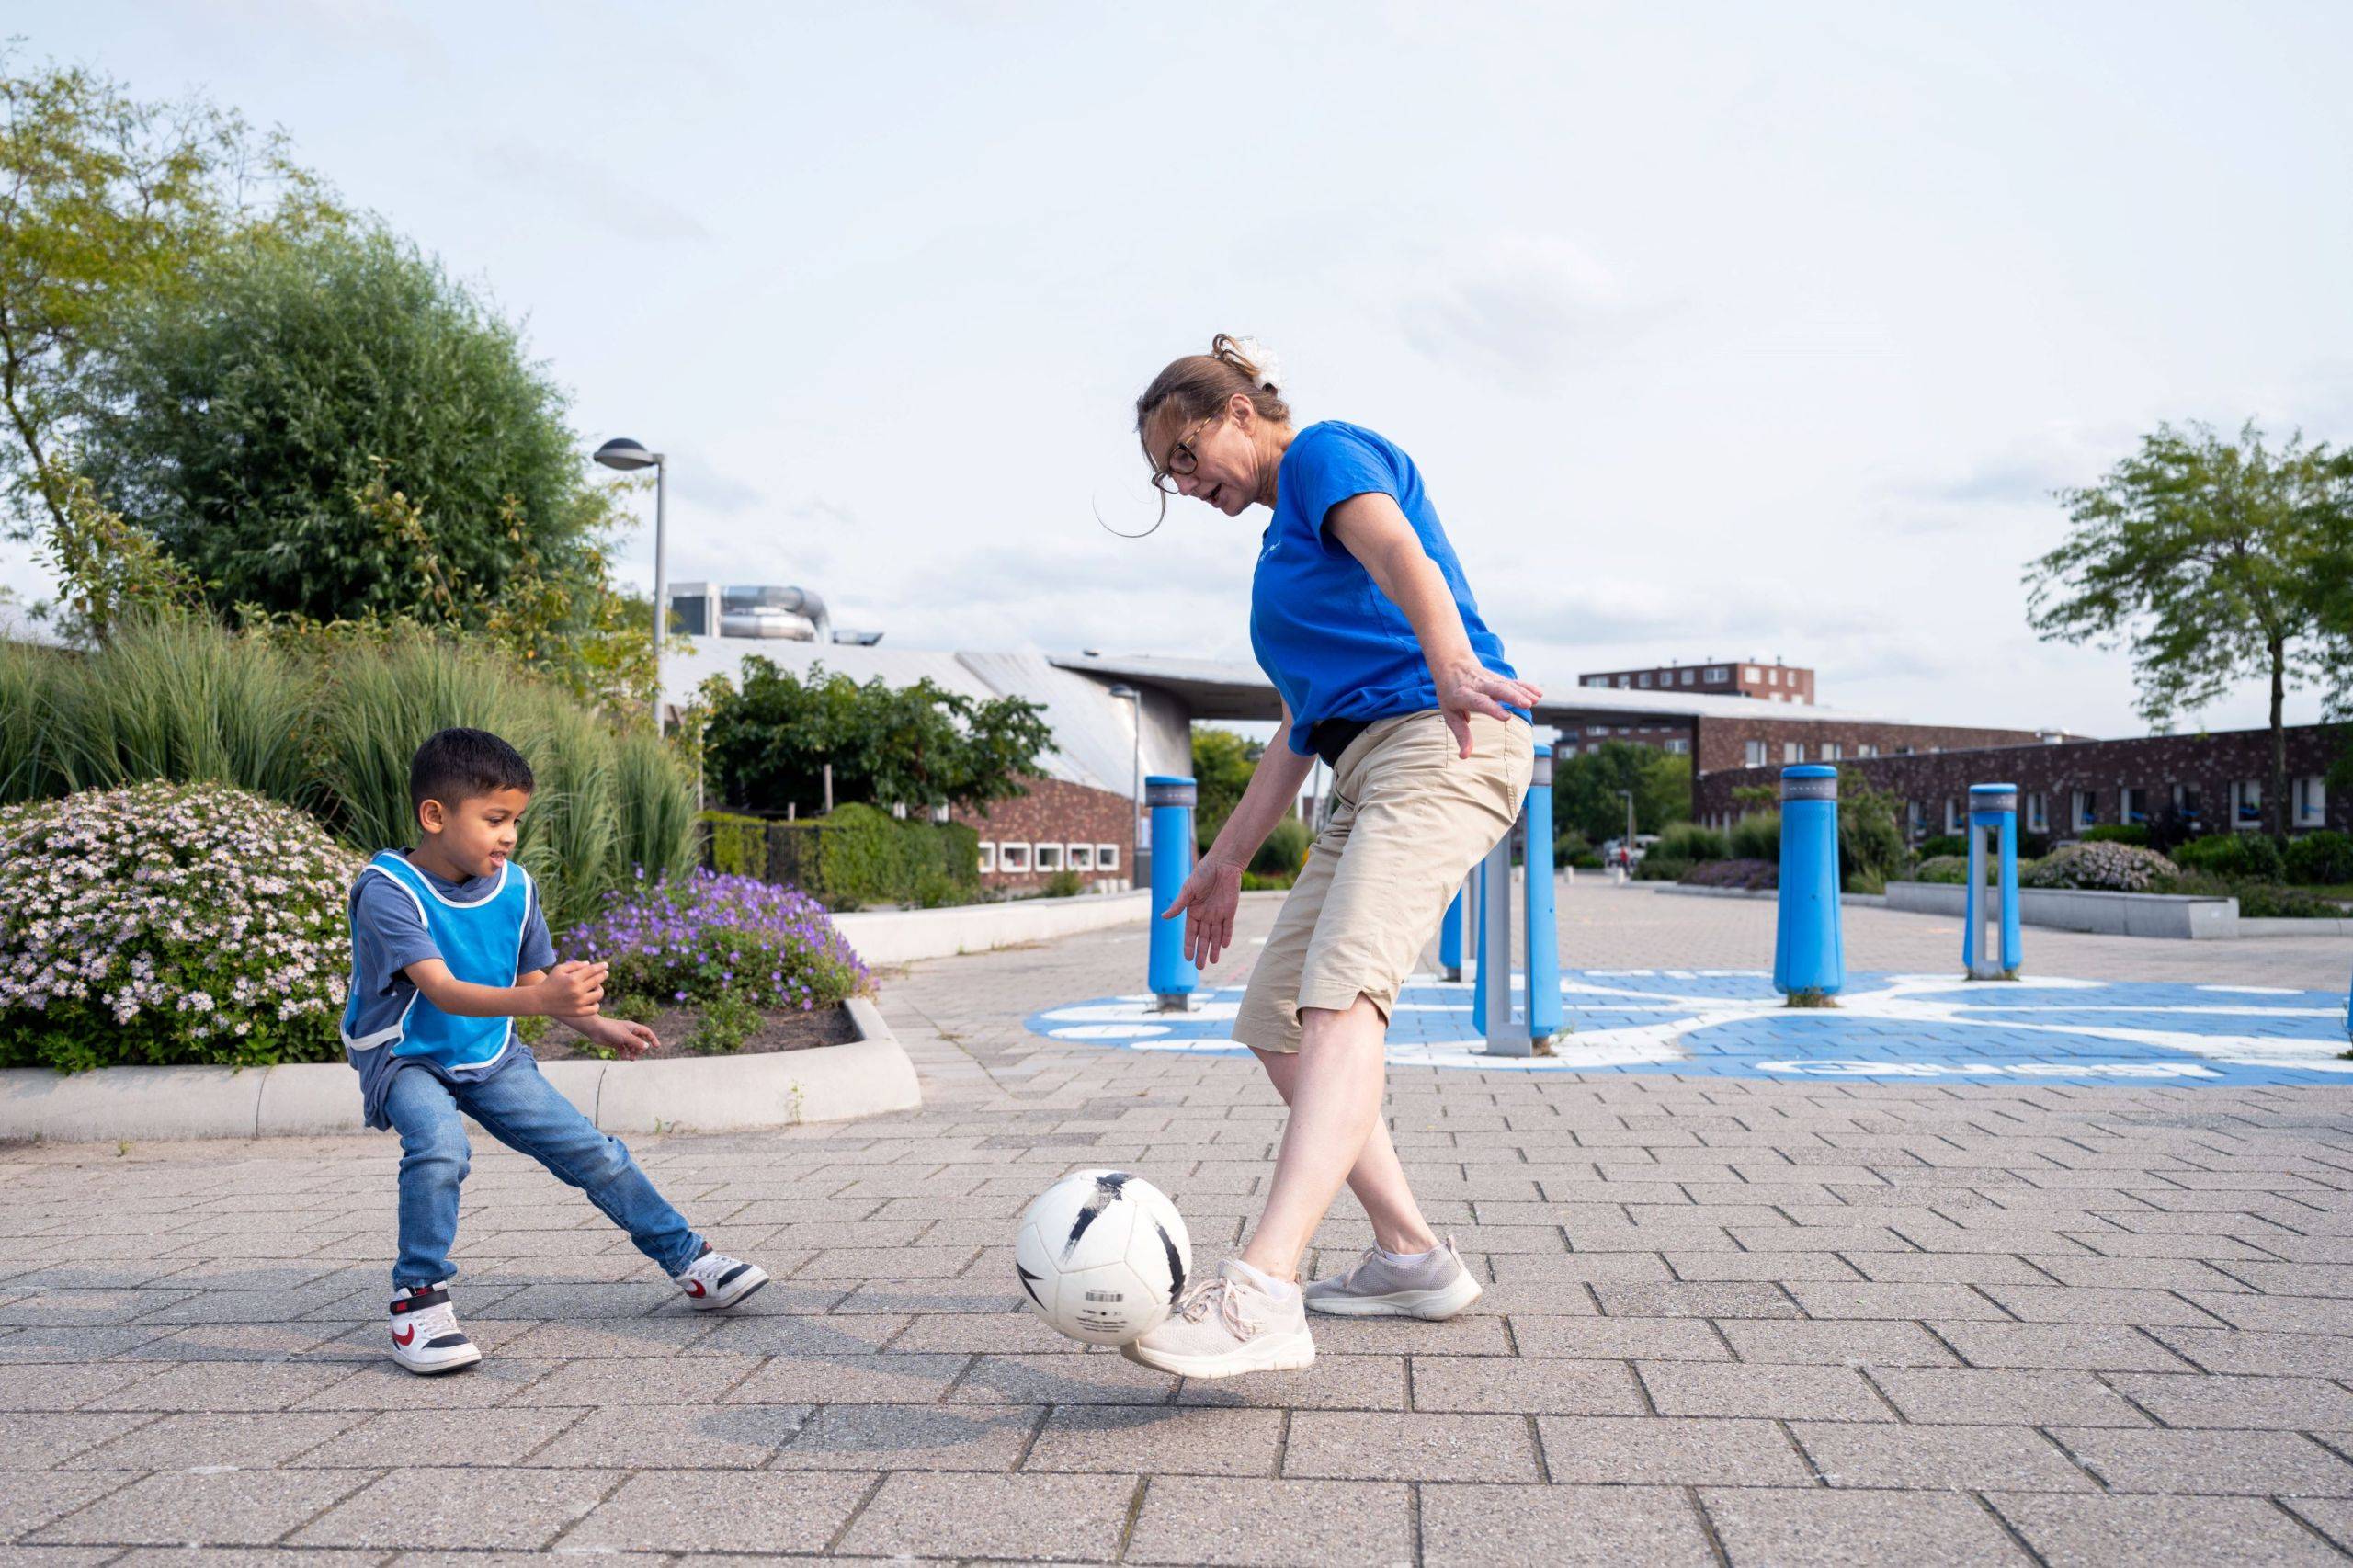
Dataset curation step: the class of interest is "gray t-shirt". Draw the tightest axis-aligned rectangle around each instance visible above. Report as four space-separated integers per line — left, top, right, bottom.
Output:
345 855 557 1129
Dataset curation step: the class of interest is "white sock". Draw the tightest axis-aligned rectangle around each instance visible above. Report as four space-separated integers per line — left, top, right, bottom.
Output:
1228 1259 1297 1301
1379 1242 1442 1266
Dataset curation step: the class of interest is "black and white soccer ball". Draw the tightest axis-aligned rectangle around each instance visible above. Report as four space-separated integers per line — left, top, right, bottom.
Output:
1013 1169 1191 1346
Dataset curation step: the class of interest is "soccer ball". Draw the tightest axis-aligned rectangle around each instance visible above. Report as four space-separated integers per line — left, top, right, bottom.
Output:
1013 1169 1191 1346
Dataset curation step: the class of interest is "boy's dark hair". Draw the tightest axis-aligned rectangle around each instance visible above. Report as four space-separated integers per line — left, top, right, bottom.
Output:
410 727 535 814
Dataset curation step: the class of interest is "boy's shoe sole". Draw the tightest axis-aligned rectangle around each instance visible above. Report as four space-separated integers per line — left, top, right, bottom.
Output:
684 1263 769 1311
391 1340 481 1376
1305 1271 1483 1320
1119 1326 1316 1380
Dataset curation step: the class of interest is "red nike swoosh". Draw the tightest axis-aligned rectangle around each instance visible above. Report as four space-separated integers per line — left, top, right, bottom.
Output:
392 1324 415 1346
685 1278 706 1297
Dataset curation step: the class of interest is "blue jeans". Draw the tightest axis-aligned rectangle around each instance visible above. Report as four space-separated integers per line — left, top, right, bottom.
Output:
383 1055 704 1289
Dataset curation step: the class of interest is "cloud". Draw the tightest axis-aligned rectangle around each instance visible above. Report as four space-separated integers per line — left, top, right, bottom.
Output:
1395 233 1666 388
467 138 711 244
1880 426 2122 534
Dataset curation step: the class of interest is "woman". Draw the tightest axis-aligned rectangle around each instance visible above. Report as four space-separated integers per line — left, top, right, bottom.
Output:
1123 334 1540 1379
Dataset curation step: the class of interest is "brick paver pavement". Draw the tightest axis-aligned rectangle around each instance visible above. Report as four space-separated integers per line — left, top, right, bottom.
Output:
2 881 2350 1562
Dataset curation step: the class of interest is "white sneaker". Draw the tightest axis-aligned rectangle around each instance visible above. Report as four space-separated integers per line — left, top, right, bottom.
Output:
1303 1238 1483 1320
675 1248 768 1311
389 1284 481 1376
1121 1260 1315 1380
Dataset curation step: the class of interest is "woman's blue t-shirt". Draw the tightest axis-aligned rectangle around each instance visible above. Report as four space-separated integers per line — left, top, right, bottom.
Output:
1249 420 1528 758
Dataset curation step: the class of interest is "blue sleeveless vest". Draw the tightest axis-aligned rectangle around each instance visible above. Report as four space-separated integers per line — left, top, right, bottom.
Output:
340 851 534 1073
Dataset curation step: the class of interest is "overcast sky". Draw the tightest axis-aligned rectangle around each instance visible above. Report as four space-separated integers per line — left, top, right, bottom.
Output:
10 1 2351 740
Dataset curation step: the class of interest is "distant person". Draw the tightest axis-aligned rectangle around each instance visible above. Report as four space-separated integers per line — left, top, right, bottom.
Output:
342 727 769 1375
1125 335 1539 1378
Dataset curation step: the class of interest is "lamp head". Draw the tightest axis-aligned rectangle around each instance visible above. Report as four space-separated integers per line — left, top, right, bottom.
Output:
595 437 658 472
1108 684 1139 700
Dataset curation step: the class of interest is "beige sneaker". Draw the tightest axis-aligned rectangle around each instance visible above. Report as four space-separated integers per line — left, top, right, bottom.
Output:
1303 1238 1483 1320
1121 1260 1315 1380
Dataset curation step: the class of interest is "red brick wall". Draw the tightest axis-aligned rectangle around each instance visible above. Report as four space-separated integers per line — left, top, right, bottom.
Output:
1690 716 2058 778
950 777 1135 891
1693 724 2349 837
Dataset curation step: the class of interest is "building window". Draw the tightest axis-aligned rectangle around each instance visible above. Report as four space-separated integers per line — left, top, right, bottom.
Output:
1586 676 1609 687
997 842 1031 873
1707 666 1728 682
2073 790 2097 831
1745 740 1768 768
1637 671 1652 687
2121 787 2150 825
1680 669 1695 686
1034 843 1064 871
1745 666 1761 681
1767 668 1779 686
1665 738 1689 756
977 842 996 874
1617 676 1631 688
931 803 951 824
1097 844 1120 870
1784 742 1803 764
1857 744 1878 758
1068 844 1095 871
1821 743 1842 761
2174 783 2202 824
2025 792 2048 833
1906 800 1924 839
1586 743 1604 755
2296 776 2327 828
2234 779 2262 829
1945 797 1961 835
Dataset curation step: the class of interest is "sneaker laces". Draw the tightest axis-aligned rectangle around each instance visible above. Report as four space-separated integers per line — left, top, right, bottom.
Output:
1176 1275 1262 1340
395 1297 460 1340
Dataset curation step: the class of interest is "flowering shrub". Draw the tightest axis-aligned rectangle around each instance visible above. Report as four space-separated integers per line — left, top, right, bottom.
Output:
567 869 870 1016
2022 841 2179 892
0 782 361 1072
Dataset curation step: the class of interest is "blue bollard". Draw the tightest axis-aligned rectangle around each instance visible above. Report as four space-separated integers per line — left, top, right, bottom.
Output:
1439 888 1465 982
1471 861 1492 1022
1146 775 1199 1011
1963 783 2023 980
1525 745 1562 1042
1772 765 1844 1006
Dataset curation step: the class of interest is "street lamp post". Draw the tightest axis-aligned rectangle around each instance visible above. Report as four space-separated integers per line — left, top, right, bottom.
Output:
1619 788 1635 880
1109 684 1142 889
594 437 666 728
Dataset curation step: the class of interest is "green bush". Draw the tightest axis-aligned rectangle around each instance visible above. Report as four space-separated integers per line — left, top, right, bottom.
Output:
1633 855 1690 881
686 991 764 1054
1656 823 1728 862
0 782 361 1071
1239 871 1296 892
1040 869 1085 899
2083 824 2152 846
1913 855 1969 885
2165 871 2351 918
1837 776 1907 891
2173 833 2286 881
2286 831 2353 886
1729 812 1780 863
765 803 981 911
1255 817 1311 878
2024 842 2179 892
700 812 771 880
1915 834 1964 859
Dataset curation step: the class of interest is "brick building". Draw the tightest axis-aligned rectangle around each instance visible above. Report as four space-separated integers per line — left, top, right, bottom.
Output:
1694 722 2345 840
1563 658 1817 756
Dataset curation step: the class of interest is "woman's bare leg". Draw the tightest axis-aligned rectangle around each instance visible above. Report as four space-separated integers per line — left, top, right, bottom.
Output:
1238 995 1427 1281
1251 1040 1439 1261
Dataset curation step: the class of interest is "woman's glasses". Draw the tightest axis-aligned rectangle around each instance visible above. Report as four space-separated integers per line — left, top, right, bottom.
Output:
1148 414 1222 494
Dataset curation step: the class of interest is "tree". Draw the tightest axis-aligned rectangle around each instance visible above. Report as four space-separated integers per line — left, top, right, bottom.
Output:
1552 742 1690 844
0 51 338 540
1191 727 1261 850
699 656 1053 816
76 225 611 625
2027 422 2353 838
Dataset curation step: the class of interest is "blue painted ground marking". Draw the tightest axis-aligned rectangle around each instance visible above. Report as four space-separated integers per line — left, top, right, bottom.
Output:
1023 971 2353 1085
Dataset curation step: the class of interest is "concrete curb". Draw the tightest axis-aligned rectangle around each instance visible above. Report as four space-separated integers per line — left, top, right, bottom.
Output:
835 890 1148 964
1885 881 2237 939
1643 883 1888 908
0 996 919 1143
2238 916 2353 938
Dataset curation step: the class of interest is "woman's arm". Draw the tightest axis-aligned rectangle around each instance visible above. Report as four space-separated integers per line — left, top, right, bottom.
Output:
1162 701 1317 967
1325 492 1543 756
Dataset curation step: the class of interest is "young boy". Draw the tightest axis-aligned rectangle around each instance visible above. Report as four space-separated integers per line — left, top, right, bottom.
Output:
343 726 767 1375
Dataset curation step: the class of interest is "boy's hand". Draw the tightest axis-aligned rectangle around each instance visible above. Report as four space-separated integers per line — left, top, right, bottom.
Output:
540 960 608 1017
577 1015 658 1059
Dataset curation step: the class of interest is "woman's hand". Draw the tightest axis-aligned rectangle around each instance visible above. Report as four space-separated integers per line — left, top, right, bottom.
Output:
1161 855 1246 967
1437 663 1544 758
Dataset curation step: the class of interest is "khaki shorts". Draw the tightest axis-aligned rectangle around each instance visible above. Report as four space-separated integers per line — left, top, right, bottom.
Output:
1233 710 1535 1053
